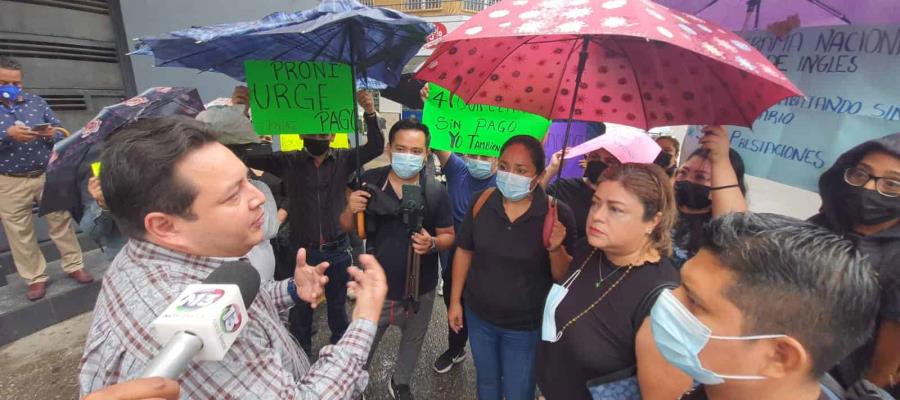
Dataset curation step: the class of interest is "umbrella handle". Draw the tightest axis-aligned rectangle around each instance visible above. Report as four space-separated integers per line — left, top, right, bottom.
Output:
356 212 367 240
53 127 71 137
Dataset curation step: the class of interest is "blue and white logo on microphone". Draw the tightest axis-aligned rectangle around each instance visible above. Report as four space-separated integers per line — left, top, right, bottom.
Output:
175 288 225 311
219 304 243 333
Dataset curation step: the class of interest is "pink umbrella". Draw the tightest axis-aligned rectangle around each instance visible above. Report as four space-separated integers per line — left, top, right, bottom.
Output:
415 0 802 130
564 123 661 163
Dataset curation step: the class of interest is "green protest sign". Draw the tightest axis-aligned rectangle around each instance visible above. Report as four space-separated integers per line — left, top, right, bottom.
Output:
245 60 356 135
422 83 550 157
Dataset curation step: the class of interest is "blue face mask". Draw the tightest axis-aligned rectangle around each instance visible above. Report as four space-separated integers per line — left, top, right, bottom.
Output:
0 84 22 102
650 289 785 385
465 157 494 180
496 170 534 201
391 152 424 179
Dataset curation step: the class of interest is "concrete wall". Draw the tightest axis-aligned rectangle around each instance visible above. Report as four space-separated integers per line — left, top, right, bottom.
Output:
1 0 129 131
120 0 319 103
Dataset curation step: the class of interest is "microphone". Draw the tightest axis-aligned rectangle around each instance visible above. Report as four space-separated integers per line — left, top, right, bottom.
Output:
140 260 261 379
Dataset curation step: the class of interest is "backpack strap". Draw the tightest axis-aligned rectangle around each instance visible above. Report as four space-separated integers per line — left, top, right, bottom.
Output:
472 188 495 220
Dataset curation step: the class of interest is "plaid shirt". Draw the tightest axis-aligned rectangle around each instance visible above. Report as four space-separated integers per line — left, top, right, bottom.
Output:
79 240 375 399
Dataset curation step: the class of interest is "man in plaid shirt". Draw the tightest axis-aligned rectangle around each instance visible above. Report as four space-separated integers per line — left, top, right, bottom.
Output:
79 117 388 399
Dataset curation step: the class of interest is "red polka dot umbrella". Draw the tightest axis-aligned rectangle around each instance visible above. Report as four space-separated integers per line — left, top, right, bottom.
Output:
415 0 802 130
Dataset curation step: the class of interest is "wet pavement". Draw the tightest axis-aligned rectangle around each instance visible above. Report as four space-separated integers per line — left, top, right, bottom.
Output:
317 293 478 400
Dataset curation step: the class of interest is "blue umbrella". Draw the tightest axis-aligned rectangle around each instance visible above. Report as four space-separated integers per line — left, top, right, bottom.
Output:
132 0 433 180
131 0 433 88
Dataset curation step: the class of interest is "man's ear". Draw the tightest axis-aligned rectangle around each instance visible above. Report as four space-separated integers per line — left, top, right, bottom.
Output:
758 336 809 379
144 212 188 249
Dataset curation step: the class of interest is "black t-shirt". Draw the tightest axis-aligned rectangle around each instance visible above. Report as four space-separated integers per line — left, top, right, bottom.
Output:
361 167 453 301
458 187 577 331
547 177 594 242
536 241 679 400
672 211 712 269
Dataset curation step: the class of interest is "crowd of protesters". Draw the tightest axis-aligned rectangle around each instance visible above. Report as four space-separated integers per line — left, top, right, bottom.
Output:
2 55 897 400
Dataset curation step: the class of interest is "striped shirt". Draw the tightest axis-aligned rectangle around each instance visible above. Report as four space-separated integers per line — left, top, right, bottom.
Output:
79 240 375 399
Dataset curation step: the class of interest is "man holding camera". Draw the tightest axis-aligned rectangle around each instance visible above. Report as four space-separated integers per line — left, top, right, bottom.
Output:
340 119 454 400
0 56 88 300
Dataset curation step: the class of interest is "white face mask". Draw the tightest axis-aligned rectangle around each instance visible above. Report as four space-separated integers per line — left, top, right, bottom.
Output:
650 289 786 385
496 170 534 201
541 268 582 343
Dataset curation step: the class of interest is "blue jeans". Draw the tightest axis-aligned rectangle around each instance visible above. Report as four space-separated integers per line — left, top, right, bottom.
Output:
466 305 540 400
289 243 352 355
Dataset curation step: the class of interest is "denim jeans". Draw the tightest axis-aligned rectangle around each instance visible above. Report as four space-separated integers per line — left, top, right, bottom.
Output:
287 242 352 356
466 305 540 400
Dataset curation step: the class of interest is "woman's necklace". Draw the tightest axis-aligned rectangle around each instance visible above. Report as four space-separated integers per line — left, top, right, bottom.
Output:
596 256 624 288
596 252 647 287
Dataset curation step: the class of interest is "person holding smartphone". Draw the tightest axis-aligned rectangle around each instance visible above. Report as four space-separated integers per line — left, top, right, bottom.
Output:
0 56 89 301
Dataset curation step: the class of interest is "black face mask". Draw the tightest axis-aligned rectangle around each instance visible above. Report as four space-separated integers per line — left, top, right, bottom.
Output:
675 180 712 210
584 160 609 183
846 185 900 226
304 139 330 156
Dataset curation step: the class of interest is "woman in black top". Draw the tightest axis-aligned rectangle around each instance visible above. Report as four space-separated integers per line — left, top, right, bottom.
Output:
672 126 748 268
449 136 577 400
536 163 691 400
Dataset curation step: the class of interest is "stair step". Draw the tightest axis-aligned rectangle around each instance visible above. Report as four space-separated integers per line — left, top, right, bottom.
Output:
0 249 111 346
0 233 100 280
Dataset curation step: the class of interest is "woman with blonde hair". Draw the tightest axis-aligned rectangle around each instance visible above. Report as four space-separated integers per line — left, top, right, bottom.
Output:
536 163 691 400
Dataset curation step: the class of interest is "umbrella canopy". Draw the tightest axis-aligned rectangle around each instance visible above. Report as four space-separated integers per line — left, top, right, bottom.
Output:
380 73 427 109
40 87 205 216
563 123 661 163
653 0 900 31
415 0 802 130
131 0 434 88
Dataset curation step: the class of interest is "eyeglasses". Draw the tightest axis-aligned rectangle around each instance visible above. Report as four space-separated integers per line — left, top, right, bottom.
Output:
843 167 900 198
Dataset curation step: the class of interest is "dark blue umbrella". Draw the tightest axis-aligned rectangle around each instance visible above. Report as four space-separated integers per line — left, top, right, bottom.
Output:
39 87 205 217
131 0 433 88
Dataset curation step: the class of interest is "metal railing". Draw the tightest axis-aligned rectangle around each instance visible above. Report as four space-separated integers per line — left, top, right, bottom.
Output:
403 0 442 10
463 0 498 12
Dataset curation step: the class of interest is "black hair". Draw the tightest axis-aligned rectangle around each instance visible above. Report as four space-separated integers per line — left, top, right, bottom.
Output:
700 212 879 377
389 118 431 148
686 147 747 194
0 57 22 72
100 116 218 239
656 136 681 157
500 135 546 174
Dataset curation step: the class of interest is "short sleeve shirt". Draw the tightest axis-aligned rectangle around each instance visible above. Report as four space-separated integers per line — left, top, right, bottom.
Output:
458 187 577 330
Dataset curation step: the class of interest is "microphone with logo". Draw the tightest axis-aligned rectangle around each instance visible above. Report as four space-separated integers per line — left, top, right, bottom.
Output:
140 260 260 379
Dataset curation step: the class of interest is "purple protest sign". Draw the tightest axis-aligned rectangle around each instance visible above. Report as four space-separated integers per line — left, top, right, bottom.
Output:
543 121 591 183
